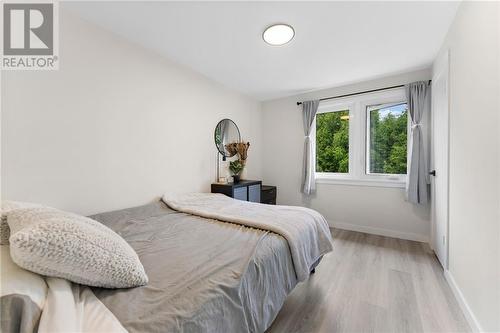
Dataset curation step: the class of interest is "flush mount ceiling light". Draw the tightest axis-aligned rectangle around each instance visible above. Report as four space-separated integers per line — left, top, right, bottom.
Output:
262 24 295 46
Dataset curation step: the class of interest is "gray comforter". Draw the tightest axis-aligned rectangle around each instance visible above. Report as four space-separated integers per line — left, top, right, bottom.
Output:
162 193 334 282
90 202 298 333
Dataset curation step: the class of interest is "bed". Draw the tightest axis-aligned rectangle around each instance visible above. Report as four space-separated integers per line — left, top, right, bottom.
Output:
2 195 333 333
91 201 299 332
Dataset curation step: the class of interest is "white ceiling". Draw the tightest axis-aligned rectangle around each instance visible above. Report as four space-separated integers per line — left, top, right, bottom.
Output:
66 1 459 101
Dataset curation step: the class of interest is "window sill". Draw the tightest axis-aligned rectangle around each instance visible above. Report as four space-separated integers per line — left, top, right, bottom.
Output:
315 176 406 188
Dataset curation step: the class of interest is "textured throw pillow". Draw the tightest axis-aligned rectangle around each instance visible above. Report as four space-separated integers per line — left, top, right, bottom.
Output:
1 201 42 245
8 207 148 289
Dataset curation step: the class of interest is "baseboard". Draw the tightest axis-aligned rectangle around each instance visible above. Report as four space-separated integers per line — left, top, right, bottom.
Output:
328 220 429 243
444 270 483 333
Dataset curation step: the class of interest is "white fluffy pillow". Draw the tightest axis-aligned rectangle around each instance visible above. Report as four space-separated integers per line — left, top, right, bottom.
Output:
1 201 42 245
8 207 148 289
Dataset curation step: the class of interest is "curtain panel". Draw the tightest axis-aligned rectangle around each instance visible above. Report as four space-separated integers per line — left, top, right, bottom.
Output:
405 81 431 204
301 100 320 195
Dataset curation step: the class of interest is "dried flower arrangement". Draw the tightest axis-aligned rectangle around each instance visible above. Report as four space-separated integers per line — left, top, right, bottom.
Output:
225 141 250 182
225 143 238 158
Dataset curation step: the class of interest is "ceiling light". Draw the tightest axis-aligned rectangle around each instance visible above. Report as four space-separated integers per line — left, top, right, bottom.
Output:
263 24 295 46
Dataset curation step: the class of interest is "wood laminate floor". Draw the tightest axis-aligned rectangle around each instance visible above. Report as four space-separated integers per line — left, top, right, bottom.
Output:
267 229 470 333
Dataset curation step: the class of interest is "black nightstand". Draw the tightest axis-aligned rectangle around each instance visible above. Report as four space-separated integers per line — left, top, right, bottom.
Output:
261 185 277 205
211 180 262 202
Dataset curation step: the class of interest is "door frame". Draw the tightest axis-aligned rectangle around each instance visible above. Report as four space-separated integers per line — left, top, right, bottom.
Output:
430 49 450 269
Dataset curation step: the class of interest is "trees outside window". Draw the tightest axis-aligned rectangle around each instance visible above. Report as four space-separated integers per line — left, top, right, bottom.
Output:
367 103 408 175
316 110 349 173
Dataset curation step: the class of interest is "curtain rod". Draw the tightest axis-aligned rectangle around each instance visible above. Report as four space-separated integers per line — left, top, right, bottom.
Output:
296 80 431 106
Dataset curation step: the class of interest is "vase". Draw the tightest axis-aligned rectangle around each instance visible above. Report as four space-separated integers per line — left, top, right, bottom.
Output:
233 174 240 183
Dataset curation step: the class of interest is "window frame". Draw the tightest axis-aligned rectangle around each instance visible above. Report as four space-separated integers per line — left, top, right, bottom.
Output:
314 87 408 188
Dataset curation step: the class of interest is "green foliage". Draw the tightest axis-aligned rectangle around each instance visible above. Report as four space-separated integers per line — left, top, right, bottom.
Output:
369 108 407 174
316 106 407 175
316 111 349 173
229 160 244 175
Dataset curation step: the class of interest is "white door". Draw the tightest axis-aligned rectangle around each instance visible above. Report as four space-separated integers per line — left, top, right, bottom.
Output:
431 50 450 268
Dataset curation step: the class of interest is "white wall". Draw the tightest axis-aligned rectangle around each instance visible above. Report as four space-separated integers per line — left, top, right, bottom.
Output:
434 2 500 331
262 69 431 242
1 8 262 216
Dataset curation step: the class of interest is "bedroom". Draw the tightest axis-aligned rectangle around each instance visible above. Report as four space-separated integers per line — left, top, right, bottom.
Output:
0 1 499 333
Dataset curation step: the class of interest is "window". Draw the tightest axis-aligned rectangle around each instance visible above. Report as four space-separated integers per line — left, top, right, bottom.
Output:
316 109 349 173
314 88 408 187
367 102 408 175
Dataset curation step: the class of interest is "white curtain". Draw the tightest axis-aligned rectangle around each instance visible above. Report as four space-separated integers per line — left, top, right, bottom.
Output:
405 81 431 204
301 100 320 195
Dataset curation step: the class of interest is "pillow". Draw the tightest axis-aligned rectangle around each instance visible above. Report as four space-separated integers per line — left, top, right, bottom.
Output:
1 201 42 245
7 207 148 289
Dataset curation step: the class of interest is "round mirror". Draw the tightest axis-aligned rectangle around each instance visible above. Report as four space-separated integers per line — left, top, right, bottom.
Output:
214 119 241 158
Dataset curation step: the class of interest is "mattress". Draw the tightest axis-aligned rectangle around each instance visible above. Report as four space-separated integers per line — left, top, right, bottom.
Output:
89 201 298 333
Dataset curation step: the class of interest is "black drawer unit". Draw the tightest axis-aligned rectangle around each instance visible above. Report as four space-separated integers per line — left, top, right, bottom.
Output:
261 185 277 205
211 180 262 203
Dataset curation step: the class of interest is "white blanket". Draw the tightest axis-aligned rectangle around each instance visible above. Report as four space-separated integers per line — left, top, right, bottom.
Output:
162 193 334 282
1 245 126 333
39 278 126 333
